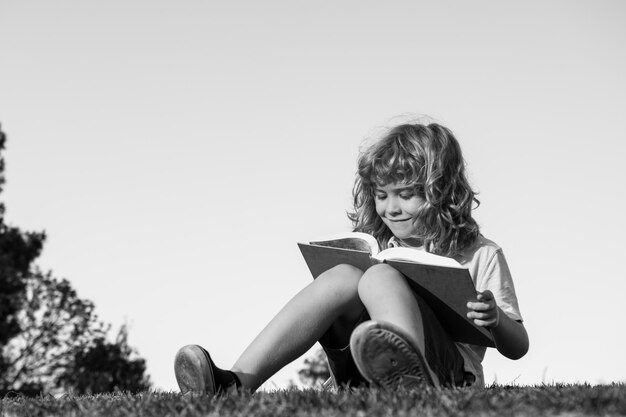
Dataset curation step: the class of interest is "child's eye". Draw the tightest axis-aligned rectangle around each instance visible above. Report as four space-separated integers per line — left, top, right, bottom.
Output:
400 192 415 200
375 193 387 200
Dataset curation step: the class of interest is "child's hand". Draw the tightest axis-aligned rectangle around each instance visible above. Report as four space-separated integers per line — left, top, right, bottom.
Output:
467 290 500 329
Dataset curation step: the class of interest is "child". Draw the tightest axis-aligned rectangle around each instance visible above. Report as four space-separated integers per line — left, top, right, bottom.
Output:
174 120 529 394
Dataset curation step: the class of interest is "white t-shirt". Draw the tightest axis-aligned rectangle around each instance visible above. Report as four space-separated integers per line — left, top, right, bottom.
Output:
389 234 523 387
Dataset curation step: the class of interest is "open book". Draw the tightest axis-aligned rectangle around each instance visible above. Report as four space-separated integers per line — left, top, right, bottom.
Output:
298 232 494 347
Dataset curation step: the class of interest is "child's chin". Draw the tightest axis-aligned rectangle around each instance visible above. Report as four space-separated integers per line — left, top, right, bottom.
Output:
391 231 413 240
390 229 421 242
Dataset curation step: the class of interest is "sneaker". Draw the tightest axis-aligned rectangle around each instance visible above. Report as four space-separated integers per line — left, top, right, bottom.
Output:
349 320 437 389
174 344 240 395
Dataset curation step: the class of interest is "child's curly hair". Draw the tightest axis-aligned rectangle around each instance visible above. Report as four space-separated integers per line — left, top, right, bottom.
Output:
348 123 480 256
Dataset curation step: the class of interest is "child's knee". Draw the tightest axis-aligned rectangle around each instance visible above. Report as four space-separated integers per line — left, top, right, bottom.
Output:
358 264 406 299
315 264 363 296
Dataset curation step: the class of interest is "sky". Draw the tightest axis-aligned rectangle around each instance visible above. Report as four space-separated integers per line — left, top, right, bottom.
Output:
1 1 625 391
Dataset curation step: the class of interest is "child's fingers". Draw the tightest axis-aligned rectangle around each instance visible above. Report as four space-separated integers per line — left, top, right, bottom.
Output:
466 301 494 311
467 310 498 326
467 302 501 328
466 310 495 320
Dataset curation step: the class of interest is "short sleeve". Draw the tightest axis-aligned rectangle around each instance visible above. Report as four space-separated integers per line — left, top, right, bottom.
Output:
475 249 523 322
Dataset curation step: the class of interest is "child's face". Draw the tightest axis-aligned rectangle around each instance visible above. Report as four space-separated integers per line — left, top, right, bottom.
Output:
374 182 425 240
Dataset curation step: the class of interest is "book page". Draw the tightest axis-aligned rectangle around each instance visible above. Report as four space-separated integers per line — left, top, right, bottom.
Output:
374 247 463 268
309 232 380 256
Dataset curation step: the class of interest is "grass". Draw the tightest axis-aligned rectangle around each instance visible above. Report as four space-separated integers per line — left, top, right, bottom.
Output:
1 384 625 417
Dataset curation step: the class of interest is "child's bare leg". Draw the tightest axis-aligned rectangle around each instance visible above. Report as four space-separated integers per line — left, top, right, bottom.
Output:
357 264 425 353
231 264 364 391
354 263 443 386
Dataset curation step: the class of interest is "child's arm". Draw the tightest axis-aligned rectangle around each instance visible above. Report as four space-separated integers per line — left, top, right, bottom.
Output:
466 290 529 360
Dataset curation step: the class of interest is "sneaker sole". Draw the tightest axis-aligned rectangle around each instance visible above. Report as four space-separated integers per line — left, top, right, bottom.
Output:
174 344 216 394
350 321 434 389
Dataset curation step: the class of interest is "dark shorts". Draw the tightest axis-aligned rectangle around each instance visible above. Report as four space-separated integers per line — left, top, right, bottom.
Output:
319 293 475 388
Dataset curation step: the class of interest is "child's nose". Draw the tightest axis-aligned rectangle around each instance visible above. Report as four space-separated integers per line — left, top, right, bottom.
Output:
386 197 402 215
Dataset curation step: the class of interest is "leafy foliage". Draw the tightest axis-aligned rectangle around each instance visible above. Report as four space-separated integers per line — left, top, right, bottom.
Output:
0 124 47 381
58 325 151 394
1 271 107 392
298 348 330 387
